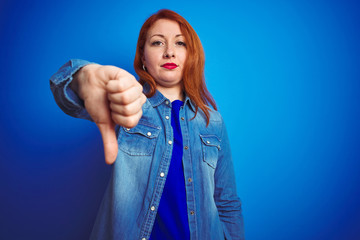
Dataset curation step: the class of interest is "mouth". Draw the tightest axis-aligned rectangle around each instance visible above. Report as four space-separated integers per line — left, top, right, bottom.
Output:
161 63 178 70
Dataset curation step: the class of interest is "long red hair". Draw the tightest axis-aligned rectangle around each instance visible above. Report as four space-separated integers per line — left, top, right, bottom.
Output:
134 9 217 126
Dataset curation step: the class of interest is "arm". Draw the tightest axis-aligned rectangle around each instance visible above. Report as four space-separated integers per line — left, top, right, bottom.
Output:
49 59 146 164
214 118 245 240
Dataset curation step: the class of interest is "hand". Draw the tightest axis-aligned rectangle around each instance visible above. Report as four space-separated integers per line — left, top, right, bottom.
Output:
71 64 146 164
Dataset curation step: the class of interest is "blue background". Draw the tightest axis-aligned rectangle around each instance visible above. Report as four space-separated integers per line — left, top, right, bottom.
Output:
1 0 359 239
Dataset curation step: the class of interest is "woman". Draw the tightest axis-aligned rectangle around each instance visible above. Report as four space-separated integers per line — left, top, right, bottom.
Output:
50 9 244 240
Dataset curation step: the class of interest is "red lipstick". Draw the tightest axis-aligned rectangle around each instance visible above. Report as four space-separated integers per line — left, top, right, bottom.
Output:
161 63 178 69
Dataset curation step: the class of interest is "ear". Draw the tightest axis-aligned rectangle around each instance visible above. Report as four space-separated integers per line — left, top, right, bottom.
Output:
141 56 146 65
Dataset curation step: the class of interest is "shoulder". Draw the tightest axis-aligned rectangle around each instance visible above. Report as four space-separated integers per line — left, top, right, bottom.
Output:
208 108 223 123
190 106 224 135
194 106 223 124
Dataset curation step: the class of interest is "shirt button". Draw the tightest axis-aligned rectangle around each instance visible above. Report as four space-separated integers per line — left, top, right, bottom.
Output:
206 140 210 144
160 172 165 177
181 117 185 120
190 210 195 215
184 146 188 150
151 206 155 211
165 116 169 120
165 100 169 105
126 128 130 131
142 238 146 240
188 178 192 182
168 140 173 145
147 132 151 136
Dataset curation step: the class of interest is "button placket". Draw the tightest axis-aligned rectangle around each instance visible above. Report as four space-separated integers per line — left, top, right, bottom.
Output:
179 107 198 236
140 106 173 238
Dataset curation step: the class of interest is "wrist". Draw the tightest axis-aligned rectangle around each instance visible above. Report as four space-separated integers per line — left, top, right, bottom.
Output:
70 64 99 99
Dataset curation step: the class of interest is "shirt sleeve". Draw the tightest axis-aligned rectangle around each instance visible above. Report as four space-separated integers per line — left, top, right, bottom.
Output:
49 59 94 121
214 117 245 240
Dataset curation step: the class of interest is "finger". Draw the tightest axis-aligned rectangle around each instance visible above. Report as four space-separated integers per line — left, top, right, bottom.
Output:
106 77 140 93
107 84 143 105
111 109 143 129
109 96 144 116
140 93 147 105
96 122 118 165
100 65 131 83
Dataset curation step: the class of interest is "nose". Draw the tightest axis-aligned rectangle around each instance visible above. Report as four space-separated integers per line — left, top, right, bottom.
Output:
163 45 175 58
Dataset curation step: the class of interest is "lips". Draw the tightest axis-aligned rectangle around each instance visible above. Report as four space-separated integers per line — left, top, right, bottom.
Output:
161 63 178 70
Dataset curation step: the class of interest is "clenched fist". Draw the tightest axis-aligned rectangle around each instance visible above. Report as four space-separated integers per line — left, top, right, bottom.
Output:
70 64 146 164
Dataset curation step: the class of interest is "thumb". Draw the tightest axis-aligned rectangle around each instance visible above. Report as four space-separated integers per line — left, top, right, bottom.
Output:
96 122 118 165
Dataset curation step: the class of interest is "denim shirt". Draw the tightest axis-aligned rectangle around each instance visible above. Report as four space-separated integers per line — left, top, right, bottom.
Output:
50 59 245 240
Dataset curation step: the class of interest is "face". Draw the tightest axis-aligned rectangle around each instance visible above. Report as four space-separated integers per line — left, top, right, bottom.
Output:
142 19 187 89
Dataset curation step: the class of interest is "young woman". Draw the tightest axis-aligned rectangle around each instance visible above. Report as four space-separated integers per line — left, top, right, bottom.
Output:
50 9 244 240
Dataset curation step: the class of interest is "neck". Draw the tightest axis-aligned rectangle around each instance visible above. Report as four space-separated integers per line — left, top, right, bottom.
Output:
156 84 184 102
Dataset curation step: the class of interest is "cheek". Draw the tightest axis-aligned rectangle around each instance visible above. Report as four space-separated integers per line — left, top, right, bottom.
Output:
143 53 158 76
144 53 158 67
144 46 160 60
179 50 187 65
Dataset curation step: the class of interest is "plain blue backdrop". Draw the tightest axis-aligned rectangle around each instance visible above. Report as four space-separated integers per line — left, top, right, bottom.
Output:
1 0 359 239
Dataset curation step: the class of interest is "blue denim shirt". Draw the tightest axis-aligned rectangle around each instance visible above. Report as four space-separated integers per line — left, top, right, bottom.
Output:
50 59 245 240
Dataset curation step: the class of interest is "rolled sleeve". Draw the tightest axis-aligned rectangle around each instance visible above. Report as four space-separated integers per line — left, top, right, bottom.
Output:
49 59 94 121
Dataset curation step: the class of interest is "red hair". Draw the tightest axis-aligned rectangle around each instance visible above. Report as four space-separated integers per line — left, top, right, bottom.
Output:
134 9 217 126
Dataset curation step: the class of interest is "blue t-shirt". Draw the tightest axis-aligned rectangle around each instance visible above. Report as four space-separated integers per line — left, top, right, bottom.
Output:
150 100 190 240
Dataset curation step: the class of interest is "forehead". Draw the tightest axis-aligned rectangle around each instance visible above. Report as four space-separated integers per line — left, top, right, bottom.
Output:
147 19 182 38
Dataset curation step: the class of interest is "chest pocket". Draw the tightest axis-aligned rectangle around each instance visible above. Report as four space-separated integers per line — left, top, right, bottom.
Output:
118 123 161 156
200 135 221 169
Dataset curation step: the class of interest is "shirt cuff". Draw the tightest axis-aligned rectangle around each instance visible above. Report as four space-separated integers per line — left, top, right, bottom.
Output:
50 59 94 121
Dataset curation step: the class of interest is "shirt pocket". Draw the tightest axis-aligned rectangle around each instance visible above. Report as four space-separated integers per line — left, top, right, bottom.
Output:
200 134 221 169
118 123 161 156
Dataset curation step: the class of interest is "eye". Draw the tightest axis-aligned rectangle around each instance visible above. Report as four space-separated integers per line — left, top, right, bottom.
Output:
176 41 187 47
151 41 163 46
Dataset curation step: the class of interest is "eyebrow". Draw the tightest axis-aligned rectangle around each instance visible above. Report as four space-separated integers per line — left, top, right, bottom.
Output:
150 34 183 39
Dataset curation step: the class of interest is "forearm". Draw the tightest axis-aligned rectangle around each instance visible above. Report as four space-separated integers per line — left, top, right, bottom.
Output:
214 118 245 239
216 196 244 239
215 171 244 239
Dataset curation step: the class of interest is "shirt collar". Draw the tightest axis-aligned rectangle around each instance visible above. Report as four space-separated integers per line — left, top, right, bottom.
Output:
184 94 196 112
147 89 167 107
143 83 196 112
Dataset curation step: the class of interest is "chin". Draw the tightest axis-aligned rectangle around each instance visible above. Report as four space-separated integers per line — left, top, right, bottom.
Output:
156 78 183 87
